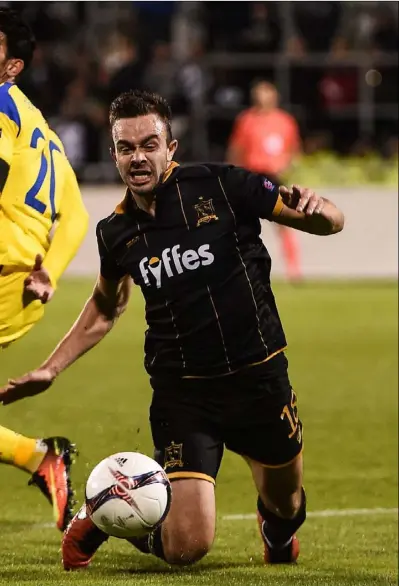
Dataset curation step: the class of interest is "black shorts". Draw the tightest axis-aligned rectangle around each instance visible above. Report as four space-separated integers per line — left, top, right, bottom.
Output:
149 352 303 485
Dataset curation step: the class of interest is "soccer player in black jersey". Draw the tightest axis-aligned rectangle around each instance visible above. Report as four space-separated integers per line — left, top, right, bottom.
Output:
0 90 344 570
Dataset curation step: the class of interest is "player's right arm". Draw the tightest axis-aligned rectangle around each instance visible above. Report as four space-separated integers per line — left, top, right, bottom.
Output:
0 224 132 405
41 161 89 287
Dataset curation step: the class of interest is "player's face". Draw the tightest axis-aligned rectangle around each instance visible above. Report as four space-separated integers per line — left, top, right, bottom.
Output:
112 114 178 196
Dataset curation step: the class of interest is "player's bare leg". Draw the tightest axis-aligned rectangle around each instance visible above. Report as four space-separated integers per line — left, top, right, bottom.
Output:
0 425 77 531
129 478 215 564
153 478 215 564
246 452 305 563
62 477 215 570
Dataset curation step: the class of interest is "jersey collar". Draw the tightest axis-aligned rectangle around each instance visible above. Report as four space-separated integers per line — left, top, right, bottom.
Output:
114 161 180 215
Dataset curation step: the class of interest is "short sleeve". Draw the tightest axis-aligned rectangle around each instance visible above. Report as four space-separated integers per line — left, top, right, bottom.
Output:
222 166 283 220
0 87 20 167
96 221 127 281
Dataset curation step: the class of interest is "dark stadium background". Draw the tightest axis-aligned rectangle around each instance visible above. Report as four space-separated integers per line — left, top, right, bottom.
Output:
7 1 398 182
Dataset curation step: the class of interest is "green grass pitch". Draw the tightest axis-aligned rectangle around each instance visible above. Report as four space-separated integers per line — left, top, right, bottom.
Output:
0 279 397 586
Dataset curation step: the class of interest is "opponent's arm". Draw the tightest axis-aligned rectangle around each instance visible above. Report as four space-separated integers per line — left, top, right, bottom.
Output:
0 274 131 404
42 162 89 285
272 185 344 236
23 163 89 303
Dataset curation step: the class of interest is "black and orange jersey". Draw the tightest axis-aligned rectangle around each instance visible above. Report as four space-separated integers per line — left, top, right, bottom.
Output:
97 163 287 378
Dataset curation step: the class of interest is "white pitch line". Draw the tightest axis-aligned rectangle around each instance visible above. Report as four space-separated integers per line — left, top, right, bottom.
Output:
222 507 398 521
30 507 398 530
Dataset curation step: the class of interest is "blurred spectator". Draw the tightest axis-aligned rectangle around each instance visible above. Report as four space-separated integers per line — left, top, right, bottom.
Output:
319 67 358 110
104 33 144 105
332 1 399 54
134 1 175 45
238 2 281 54
19 43 71 117
176 40 209 110
7 1 396 175
142 42 176 101
226 81 303 283
290 2 343 54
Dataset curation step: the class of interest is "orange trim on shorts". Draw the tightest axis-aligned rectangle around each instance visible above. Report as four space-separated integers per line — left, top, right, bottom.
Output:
167 471 215 485
256 447 303 470
182 346 287 379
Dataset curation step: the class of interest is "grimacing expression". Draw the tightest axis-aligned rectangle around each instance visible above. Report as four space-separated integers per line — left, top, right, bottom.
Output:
112 114 177 196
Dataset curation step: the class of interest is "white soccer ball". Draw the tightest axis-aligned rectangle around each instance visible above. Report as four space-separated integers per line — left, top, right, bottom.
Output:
85 452 171 539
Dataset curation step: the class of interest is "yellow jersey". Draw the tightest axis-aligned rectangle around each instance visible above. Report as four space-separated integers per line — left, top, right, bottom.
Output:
0 81 88 285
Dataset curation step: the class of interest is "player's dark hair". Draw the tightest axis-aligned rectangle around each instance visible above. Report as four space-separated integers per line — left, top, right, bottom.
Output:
109 90 173 143
0 8 36 70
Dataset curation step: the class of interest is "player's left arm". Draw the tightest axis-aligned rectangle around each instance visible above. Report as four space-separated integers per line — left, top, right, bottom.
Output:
272 185 345 236
41 161 89 286
223 167 344 236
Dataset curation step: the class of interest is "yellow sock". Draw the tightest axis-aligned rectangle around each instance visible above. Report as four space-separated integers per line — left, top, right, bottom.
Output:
0 425 47 473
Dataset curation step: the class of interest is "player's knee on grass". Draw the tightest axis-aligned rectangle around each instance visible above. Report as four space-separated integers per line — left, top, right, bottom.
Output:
162 530 213 565
161 478 215 565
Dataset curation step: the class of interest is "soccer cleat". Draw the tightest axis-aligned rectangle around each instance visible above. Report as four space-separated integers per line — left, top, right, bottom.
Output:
257 511 300 564
62 504 109 570
28 436 78 531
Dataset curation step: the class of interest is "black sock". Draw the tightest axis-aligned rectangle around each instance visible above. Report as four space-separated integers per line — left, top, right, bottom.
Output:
127 534 151 555
128 526 166 560
148 526 166 561
257 487 307 548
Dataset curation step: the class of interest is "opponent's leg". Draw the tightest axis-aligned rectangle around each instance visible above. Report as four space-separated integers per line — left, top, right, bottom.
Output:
0 425 48 472
0 425 77 531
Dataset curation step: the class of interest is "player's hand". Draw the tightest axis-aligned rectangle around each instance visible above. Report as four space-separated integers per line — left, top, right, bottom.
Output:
24 254 54 304
0 368 55 405
279 185 325 216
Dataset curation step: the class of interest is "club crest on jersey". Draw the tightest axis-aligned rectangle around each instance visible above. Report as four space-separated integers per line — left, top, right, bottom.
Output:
139 244 214 289
194 198 218 227
263 178 276 191
164 442 183 469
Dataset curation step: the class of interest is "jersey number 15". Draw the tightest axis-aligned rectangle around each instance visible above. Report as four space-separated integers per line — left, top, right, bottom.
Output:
24 127 61 222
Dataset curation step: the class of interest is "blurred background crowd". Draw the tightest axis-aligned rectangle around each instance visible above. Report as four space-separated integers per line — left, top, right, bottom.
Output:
5 1 398 182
